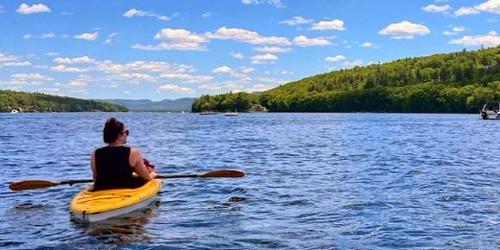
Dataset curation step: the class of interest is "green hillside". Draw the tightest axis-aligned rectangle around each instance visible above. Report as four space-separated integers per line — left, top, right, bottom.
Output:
192 46 500 113
0 90 128 112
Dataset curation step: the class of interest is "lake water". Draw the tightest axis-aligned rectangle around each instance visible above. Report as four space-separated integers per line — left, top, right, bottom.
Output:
0 113 498 249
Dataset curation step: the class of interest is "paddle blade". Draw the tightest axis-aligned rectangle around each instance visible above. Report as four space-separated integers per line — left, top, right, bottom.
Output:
199 169 245 178
9 180 60 191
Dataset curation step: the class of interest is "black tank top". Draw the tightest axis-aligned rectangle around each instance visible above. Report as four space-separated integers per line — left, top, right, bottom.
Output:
92 146 145 191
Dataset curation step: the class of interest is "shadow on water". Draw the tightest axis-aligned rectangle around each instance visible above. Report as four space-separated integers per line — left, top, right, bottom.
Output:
70 200 160 245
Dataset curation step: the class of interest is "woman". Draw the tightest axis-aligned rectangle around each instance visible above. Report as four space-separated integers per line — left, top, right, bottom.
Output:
91 117 156 191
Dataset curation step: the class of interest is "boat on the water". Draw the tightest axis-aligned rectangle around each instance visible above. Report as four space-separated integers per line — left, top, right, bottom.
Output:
200 111 217 115
480 102 500 120
225 110 238 116
10 109 18 114
70 179 162 222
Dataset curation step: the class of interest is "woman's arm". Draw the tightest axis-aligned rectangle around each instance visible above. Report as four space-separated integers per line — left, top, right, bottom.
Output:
91 152 96 182
130 148 156 180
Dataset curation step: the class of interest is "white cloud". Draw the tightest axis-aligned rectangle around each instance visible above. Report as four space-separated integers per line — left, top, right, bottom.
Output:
123 8 169 21
342 60 364 69
422 4 452 13
16 3 50 14
241 0 285 8
476 0 500 14
311 19 345 31
280 16 313 26
325 55 346 63
361 42 373 48
51 65 87 73
54 56 96 64
158 84 195 94
104 32 119 44
74 32 99 41
202 12 212 18
254 46 291 53
23 32 55 39
454 7 480 16
251 53 278 64
0 53 31 68
212 66 233 74
231 52 244 59
241 67 254 74
160 73 213 83
11 73 53 85
112 73 156 83
293 35 332 47
208 27 291 46
133 28 208 51
378 21 430 39
450 31 500 47
443 26 466 36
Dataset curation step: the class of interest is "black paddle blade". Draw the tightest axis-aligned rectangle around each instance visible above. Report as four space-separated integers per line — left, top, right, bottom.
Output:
9 180 60 191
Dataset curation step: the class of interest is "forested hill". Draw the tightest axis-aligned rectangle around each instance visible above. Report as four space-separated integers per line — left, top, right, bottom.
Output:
0 90 128 112
104 98 194 112
192 46 500 113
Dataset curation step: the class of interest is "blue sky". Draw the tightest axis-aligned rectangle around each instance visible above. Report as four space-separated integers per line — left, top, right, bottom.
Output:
0 0 499 100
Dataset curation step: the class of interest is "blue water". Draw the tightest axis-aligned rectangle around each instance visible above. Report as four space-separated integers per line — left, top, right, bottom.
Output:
0 113 498 249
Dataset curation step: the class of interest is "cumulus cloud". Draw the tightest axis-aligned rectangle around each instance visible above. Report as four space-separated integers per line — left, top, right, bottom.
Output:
202 12 212 18
476 0 500 14
16 3 50 14
123 8 169 21
208 27 291 46
10 73 53 85
293 35 332 47
311 19 345 31
254 46 291 53
74 32 99 41
378 21 430 39
443 26 466 36
241 0 285 8
104 32 119 44
23 32 55 39
361 42 373 48
133 28 208 51
450 31 500 47
325 55 346 63
280 16 313 26
54 56 96 64
158 84 195 94
251 53 278 64
231 52 244 59
454 7 480 16
422 4 452 13
212 66 233 74
241 67 255 74
160 73 213 83
0 53 31 68
51 65 87 73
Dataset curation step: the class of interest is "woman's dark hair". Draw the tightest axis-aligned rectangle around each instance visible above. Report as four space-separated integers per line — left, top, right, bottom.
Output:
103 117 124 143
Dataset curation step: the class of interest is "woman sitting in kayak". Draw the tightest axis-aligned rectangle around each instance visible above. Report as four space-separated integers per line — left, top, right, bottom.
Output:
91 117 156 191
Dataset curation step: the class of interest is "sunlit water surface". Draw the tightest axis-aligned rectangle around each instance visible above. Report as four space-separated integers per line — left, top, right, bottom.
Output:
0 113 498 249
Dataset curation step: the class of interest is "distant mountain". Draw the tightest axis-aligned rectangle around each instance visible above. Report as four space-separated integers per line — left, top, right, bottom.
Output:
104 98 195 112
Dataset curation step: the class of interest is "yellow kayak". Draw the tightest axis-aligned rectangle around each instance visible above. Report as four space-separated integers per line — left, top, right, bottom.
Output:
70 179 162 222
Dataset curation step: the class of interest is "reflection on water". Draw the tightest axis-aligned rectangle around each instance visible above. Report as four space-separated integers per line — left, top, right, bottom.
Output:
72 200 160 245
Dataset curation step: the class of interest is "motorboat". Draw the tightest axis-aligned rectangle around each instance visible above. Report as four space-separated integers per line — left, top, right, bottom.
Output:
225 110 238 116
480 102 500 120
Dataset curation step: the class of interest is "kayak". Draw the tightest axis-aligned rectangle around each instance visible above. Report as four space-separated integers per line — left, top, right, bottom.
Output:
70 179 162 222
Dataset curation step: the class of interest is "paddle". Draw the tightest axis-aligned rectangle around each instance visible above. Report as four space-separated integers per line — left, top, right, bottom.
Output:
9 169 245 191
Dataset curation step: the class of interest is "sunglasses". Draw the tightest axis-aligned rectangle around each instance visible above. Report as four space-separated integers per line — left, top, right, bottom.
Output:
122 130 129 136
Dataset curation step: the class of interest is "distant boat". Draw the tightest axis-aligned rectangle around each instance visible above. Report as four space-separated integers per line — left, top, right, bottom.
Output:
181 111 185 114
225 110 238 116
480 102 500 120
248 104 268 112
200 111 217 115
10 110 18 114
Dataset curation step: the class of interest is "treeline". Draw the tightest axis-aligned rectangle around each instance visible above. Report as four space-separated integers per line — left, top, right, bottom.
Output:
0 90 128 112
192 46 500 113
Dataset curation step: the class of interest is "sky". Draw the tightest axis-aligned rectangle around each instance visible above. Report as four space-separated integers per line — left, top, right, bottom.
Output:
0 0 499 101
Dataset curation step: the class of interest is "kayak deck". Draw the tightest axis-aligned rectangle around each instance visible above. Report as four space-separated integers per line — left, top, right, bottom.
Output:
70 179 162 222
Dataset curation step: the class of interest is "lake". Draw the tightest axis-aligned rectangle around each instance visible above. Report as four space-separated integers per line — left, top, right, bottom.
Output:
0 113 498 249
